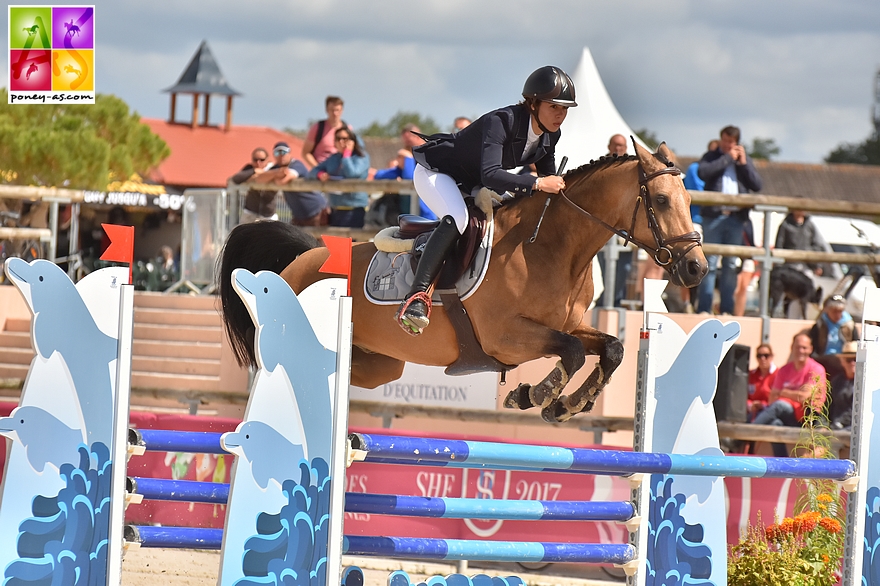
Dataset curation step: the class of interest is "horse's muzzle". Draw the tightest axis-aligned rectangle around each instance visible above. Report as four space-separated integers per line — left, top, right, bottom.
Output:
671 247 708 288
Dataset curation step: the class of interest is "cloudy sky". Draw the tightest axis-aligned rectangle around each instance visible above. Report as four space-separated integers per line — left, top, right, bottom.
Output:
5 0 880 163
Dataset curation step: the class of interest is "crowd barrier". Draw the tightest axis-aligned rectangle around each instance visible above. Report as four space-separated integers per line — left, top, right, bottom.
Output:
2 258 880 586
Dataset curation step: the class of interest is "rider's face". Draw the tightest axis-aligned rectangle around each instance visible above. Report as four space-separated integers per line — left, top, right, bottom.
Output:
534 101 568 133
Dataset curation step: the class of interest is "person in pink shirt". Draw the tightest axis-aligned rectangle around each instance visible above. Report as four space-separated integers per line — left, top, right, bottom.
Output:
301 96 350 167
752 333 827 457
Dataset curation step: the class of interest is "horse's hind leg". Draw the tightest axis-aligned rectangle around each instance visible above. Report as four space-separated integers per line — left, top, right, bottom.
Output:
500 328 585 412
350 347 405 389
543 329 623 423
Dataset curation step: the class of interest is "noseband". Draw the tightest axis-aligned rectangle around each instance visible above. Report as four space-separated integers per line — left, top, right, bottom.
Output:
559 163 702 277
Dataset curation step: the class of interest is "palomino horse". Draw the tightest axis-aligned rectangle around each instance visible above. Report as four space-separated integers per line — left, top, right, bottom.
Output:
218 142 707 422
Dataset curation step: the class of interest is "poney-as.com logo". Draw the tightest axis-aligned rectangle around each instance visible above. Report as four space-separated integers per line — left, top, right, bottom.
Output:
7 5 95 104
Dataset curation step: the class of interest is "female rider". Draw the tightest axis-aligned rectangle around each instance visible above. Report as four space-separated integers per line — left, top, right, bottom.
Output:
396 65 577 335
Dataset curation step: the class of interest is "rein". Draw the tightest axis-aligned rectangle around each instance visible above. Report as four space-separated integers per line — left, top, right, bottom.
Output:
559 163 702 272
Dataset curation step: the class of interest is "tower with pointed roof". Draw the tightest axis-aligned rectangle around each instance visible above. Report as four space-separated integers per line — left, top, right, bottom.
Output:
164 40 240 131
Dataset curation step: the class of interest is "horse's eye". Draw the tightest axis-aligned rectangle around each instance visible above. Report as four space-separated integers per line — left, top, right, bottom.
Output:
656 195 668 205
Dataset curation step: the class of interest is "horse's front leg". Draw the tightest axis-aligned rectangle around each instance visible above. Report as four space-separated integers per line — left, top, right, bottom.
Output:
543 328 624 423
494 321 586 413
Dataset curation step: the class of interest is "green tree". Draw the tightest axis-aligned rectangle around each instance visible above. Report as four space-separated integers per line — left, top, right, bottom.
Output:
825 134 880 165
634 128 659 150
748 137 781 161
0 88 169 189
360 111 441 138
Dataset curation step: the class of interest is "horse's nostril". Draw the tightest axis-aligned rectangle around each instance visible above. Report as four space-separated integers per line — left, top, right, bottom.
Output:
687 259 703 277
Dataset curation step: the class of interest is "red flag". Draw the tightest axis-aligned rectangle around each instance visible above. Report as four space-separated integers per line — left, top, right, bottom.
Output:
318 235 352 296
100 223 134 284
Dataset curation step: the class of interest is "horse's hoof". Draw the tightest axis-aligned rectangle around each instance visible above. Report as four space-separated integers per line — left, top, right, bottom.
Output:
503 385 533 410
541 400 573 423
529 367 565 408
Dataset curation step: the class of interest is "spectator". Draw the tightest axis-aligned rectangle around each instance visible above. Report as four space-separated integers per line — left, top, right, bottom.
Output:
809 294 859 357
828 340 857 430
301 96 349 168
696 125 763 315
681 139 718 312
775 209 828 276
752 333 827 457
747 344 776 421
230 147 278 223
453 116 472 133
607 133 628 156
251 142 328 226
308 128 370 228
373 124 437 220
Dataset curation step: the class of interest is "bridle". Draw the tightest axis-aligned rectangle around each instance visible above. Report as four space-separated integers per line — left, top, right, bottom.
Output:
559 162 702 276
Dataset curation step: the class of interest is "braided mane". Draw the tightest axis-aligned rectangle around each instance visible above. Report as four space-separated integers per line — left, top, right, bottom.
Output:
562 153 637 183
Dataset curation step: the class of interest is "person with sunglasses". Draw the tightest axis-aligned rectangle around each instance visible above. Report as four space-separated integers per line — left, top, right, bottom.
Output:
747 344 776 421
307 129 370 228
808 294 859 358
396 65 576 335
230 147 279 223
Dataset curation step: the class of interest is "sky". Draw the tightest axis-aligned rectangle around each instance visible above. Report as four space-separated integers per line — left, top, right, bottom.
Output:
4 0 880 163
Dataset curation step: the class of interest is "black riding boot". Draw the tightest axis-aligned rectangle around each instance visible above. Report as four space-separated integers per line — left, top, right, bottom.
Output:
397 215 461 335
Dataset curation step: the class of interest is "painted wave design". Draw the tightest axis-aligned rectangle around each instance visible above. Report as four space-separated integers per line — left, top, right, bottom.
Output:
646 474 714 586
4 443 112 586
235 458 331 586
863 485 880 585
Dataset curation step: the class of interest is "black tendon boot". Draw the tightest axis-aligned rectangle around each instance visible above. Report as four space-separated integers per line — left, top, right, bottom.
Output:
396 215 461 335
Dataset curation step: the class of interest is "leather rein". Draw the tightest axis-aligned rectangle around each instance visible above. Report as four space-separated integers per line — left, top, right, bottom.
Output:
559 163 702 272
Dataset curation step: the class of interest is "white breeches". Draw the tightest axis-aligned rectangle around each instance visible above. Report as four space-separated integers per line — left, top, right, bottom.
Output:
413 164 468 234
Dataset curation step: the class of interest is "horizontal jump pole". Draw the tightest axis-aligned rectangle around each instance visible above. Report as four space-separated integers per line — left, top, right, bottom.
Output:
351 433 856 480
125 525 223 549
127 477 229 504
131 429 226 454
127 477 634 521
343 536 635 564
345 493 634 521
124 525 634 565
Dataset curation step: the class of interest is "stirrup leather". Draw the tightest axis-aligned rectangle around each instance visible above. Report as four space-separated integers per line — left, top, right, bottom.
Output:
395 291 433 336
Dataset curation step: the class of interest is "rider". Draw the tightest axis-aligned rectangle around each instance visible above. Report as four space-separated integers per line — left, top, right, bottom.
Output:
396 65 576 335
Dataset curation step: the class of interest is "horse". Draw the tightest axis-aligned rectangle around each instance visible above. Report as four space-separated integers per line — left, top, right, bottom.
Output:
217 141 707 423
64 20 81 37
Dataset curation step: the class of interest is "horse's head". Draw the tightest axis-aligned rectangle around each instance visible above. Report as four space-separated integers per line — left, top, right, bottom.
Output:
631 141 708 288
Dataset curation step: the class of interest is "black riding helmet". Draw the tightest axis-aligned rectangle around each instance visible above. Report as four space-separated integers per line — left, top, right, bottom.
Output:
522 66 578 107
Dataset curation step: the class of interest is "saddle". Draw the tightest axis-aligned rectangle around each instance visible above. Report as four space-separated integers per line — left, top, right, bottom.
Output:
370 196 513 376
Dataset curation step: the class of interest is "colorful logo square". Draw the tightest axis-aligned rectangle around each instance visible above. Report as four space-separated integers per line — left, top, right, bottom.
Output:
53 49 94 91
9 49 51 91
51 7 94 50
8 6 52 50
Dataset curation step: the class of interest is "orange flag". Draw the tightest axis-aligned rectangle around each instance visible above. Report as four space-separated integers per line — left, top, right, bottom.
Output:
318 235 352 296
100 223 134 284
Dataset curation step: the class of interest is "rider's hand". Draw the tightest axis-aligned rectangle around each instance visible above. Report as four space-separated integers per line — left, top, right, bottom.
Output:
535 175 565 194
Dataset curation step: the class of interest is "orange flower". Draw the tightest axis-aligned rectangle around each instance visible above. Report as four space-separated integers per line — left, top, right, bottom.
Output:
780 517 796 534
822 554 830 563
820 517 842 534
817 493 834 503
765 524 782 541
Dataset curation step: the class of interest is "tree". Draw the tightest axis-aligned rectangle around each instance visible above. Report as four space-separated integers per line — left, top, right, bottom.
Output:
748 137 781 161
360 111 441 138
825 134 880 165
0 88 169 189
634 128 659 150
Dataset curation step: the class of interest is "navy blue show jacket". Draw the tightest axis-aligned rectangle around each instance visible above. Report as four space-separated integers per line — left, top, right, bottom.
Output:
413 104 559 197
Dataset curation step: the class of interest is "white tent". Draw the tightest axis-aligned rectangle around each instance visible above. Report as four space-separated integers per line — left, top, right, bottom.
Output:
555 47 649 170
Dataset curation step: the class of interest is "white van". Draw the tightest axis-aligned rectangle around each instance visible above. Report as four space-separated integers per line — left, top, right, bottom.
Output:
746 212 880 320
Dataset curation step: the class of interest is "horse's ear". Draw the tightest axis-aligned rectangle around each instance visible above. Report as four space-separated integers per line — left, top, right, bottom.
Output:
631 137 652 166
657 142 675 164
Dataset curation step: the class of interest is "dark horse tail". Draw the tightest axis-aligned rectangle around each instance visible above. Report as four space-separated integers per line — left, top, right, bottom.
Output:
216 221 319 368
